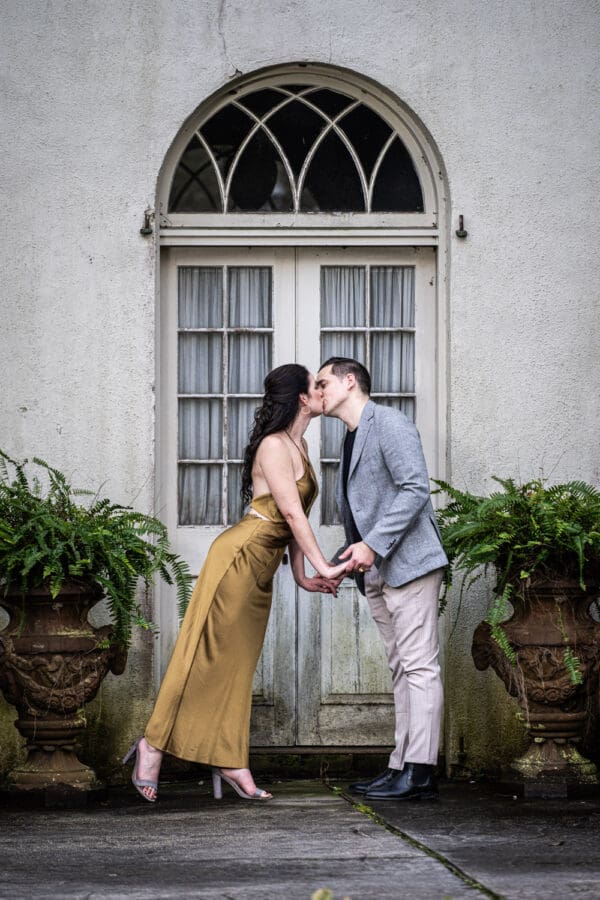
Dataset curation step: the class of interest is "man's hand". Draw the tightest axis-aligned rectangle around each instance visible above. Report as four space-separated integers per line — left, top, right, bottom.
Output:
339 541 376 574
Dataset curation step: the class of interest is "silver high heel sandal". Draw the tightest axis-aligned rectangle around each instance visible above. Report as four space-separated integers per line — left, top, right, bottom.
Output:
211 767 272 800
123 737 159 803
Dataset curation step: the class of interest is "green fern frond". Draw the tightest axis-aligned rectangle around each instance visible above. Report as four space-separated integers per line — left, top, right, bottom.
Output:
0 453 193 648
485 586 517 665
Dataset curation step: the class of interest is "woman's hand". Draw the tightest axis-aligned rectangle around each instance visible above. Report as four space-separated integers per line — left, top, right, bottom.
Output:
320 561 351 580
298 574 342 596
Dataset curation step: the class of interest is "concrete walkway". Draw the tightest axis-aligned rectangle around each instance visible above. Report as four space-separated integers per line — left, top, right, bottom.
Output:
1 778 599 899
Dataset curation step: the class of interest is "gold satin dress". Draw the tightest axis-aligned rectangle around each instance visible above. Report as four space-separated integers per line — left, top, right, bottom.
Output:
145 458 317 768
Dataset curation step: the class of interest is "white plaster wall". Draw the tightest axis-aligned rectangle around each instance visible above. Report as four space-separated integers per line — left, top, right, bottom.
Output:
1 0 598 775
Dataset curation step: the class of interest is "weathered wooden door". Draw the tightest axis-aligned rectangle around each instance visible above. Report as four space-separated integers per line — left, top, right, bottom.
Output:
295 246 438 745
159 244 438 747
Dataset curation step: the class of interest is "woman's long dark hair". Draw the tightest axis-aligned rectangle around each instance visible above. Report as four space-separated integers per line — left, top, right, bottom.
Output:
240 364 310 506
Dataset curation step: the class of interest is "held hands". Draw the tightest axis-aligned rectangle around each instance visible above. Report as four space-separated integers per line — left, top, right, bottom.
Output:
339 541 376 574
300 574 343 596
321 560 352 580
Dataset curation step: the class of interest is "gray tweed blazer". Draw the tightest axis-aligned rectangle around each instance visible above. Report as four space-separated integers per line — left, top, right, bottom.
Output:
335 399 448 593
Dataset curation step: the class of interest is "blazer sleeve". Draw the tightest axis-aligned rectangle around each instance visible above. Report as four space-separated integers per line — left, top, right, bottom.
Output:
361 412 431 560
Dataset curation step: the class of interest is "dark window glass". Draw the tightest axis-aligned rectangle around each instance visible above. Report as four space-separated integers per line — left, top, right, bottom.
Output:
200 105 254 180
169 135 222 212
170 85 426 214
267 100 327 176
301 131 365 212
372 137 424 212
228 131 293 211
304 88 355 117
238 88 286 118
338 105 393 179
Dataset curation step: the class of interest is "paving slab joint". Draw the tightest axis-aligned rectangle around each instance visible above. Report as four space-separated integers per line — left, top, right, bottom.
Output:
327 784 504 900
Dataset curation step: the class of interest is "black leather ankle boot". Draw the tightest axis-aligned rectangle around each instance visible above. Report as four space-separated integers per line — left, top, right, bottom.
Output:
364 762 438 801
348 767 402 795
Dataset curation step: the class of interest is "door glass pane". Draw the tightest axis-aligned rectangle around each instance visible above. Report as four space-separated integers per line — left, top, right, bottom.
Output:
228 334 271 393
178 399 222 459
321 415 345 459
321 332 365 363
321 464 341 525
179 267 223 327
229 398 260 459
178 465 222 526
178 334 222 393
370 333 415 393
378 396 415 422
370 267 414 327
320 267 365 326
229 268 272 327
320 263 417 524
177 265 273 525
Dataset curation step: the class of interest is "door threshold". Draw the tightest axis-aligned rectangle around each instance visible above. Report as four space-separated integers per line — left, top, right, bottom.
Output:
248 748 394 779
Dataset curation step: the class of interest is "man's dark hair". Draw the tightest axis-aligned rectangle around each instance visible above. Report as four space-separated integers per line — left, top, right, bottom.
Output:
320 357 371 395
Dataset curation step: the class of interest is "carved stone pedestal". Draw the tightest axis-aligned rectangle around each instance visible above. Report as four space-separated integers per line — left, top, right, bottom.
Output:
472 578 600 784
0 584 126 791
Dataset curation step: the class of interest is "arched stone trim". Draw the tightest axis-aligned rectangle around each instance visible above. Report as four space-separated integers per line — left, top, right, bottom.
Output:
157 63 447 232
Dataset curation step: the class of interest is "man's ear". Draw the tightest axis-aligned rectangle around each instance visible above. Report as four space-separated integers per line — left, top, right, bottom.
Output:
345 372 357 390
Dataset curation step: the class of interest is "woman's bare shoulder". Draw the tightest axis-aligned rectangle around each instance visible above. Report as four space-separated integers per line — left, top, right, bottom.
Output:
255 432 288 460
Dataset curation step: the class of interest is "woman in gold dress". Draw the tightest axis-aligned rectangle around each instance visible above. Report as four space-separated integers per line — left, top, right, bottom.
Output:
124 364 348 802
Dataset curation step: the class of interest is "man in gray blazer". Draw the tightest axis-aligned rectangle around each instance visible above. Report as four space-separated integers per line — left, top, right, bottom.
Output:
316 357 448 801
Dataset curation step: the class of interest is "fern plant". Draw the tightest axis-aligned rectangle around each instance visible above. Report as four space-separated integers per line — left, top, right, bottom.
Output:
0 451 193 648
433 476 600 679
434 476 600 594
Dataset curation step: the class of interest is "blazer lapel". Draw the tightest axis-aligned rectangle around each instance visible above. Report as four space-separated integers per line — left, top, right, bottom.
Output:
348 400 375 483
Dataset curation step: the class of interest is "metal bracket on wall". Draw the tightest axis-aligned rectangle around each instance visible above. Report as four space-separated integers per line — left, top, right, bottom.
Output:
140 208 154 236
455 214 468 239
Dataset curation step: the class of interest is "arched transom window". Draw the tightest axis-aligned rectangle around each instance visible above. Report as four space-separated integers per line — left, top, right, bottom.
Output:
168 83 424 215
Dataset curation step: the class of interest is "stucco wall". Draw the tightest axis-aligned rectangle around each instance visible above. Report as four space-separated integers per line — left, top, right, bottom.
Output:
1 0 598 779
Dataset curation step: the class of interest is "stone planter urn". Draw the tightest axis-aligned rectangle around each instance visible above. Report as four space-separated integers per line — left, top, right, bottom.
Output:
0 583 126 791
472 578 600 783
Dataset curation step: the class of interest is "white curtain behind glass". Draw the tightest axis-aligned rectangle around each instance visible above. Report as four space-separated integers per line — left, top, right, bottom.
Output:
178 266 272 526
319 265 415 524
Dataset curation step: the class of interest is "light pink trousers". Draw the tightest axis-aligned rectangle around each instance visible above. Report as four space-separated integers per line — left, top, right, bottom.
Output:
364 566 445 768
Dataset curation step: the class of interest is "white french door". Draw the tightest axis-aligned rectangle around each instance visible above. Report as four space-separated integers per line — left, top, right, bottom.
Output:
158 244 439 747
